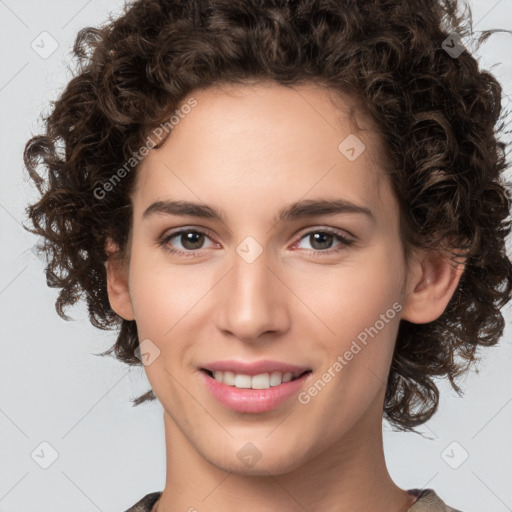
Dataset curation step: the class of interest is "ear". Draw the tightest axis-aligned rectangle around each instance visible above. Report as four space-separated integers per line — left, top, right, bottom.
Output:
105 237 135 321
400 247 465 324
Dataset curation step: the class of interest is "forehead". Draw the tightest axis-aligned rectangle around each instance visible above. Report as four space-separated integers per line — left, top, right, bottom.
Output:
133 81 393 220
158 81 385 165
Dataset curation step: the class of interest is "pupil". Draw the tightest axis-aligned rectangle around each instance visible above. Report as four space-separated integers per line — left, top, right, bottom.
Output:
182 232 204 250
311 232 332 250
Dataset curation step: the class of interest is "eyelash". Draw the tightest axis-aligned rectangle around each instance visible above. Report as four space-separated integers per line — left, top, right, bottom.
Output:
158 227 355 258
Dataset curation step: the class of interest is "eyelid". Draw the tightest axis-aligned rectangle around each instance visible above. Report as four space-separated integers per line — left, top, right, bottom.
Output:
160 225 354 244
293 225 355 242
290 227 355 253
159 224 356 257
159 226 218 248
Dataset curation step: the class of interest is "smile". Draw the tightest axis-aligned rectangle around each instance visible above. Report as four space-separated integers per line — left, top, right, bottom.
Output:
199 368 313 413
202 369 310 389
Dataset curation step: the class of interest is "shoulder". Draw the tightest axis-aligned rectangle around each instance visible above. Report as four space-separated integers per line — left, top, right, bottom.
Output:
407 488 464 512
123 491 162 512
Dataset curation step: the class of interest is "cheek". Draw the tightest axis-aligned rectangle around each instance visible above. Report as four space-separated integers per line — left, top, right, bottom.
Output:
300 269 402 430
293 245 404 412
126 250 221 387
127 246 202 336
295 247 404 342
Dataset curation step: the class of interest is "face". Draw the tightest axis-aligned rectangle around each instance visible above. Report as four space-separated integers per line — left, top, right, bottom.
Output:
110 81 414 475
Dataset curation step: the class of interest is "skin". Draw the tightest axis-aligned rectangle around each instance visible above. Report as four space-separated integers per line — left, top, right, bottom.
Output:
106 81 464 512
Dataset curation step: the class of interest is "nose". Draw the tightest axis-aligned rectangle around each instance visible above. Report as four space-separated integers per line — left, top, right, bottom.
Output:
214 246 290 343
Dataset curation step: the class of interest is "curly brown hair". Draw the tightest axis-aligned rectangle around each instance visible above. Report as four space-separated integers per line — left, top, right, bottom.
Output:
24 0 512 431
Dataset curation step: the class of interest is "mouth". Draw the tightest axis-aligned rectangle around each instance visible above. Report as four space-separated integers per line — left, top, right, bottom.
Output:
200 368 313 389
199 366 314 413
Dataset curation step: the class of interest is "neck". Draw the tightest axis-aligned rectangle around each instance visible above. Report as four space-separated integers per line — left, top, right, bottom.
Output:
154 394 414 512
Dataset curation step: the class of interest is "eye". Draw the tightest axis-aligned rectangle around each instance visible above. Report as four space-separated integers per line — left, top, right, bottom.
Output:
159 228 217 257
158 226 355 258
294 228 355 254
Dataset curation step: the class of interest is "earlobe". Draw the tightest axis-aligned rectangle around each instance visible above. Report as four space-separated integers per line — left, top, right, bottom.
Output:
400 248 465 324
105 238 135 321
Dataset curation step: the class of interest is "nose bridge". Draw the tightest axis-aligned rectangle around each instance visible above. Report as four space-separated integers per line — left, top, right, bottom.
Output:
216 239 286 341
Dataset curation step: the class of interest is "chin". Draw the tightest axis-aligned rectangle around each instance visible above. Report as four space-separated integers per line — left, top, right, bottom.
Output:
201 440 311 477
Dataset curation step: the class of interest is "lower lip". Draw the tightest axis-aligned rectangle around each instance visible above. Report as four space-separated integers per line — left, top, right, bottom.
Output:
200 370 312 413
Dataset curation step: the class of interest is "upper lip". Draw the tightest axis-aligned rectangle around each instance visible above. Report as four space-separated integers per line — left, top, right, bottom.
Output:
201 359 312 377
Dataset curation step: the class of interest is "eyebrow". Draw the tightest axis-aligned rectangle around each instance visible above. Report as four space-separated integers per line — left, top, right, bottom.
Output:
142 198 376 224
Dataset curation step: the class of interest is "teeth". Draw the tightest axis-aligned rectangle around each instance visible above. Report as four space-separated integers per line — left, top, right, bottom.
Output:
223 371 236 386
234 374 252 388
209 370 298 389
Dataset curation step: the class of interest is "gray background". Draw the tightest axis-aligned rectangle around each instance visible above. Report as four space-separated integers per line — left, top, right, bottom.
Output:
1 1 511 511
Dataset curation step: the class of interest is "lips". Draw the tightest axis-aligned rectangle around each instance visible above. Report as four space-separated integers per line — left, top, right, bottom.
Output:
198 359 313 413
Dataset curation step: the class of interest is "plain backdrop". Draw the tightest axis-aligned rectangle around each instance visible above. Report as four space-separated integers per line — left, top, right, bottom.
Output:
1 1 511 511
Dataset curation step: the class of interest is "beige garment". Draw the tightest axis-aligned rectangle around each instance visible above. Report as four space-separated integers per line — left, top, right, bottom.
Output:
124 488 463 511
407 489 463 511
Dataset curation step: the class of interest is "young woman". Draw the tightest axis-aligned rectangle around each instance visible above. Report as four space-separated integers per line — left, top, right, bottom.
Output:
24 0 512 510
